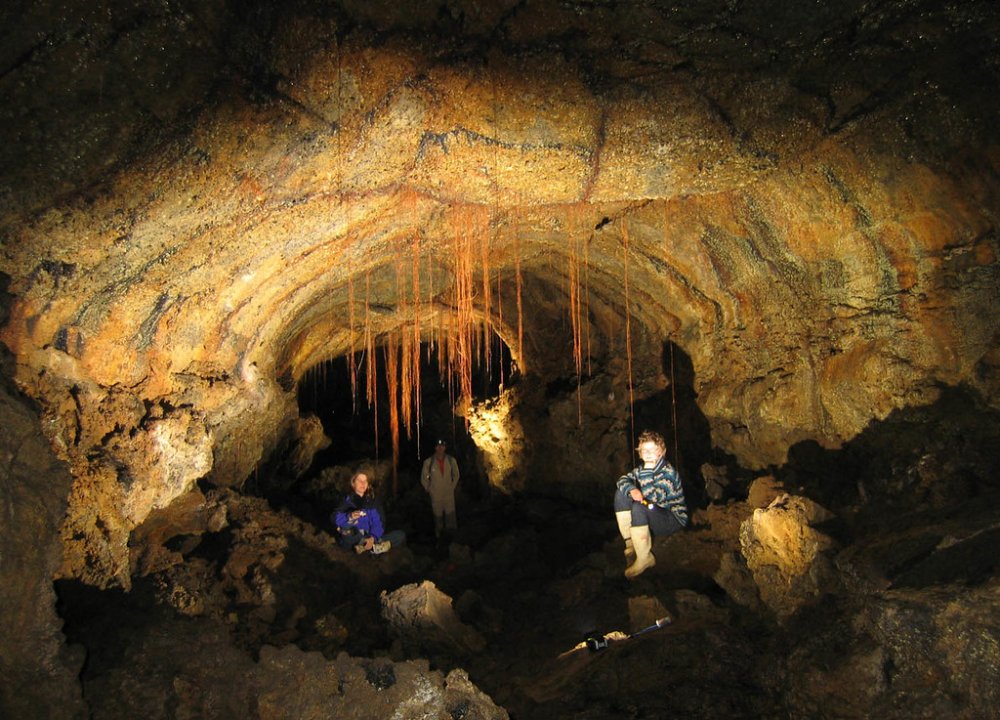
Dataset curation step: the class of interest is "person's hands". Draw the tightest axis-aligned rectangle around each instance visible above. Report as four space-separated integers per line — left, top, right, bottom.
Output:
350 510 365 522
363 537 375 551
629 488 644 503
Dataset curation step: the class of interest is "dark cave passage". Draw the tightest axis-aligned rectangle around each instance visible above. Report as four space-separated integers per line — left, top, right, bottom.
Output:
296 336 515 478
252 336 520 549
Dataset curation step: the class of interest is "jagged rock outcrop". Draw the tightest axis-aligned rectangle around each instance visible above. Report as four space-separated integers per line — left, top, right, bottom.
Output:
81 613 508 720
739 493 840 620
380 580 487 659
285 413 331 479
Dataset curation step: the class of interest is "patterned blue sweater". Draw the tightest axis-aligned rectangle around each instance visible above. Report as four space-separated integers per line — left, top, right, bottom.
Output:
616 457 689 526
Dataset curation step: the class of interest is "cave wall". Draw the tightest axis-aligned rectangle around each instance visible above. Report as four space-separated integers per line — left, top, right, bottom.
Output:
0 373 86 718
0 0 997 588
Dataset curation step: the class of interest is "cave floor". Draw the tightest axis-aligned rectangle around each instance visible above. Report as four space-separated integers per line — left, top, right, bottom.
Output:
56 480 1000 720
56 485 785 719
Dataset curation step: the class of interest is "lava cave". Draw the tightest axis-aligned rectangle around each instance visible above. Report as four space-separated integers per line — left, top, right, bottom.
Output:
2 1 999 719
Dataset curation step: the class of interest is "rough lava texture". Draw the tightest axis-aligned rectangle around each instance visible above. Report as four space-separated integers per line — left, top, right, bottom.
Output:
0 376 87 719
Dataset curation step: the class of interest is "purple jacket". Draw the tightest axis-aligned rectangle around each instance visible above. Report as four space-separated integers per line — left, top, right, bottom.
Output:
333 494 386 540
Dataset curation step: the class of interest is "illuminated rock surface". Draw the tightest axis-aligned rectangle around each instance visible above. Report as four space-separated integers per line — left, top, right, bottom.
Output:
1 1 999 718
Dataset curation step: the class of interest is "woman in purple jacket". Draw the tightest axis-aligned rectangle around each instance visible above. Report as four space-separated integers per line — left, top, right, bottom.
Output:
333 471 405 554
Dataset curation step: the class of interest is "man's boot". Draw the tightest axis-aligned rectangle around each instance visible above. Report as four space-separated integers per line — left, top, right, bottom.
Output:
625 525 655 579
615 511 635 561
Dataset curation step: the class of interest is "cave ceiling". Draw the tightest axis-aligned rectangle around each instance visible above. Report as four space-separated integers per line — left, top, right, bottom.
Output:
0 1 998 585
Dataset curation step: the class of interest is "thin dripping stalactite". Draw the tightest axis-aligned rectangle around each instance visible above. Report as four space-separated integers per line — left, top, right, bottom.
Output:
623 218 635 451
515 223 524 367
669 337 681 465
451 205 479 414
338 39 357 417
488 63 501 390
480 216 493 386
348 271 358 414
569 228 583 424
437 304 456 423
384 335 400 495
584 230 592 377
425 231 436 365
496 259 505 390
410 227 423 452
395 245 410 440
308 199 644 488
364 270 379 459
400 326 414 443
308 201 631 489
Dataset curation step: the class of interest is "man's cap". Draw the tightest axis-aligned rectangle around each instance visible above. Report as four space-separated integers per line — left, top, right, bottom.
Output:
435 439 446 446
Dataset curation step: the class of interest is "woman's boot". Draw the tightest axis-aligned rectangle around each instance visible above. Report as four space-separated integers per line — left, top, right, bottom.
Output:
615 511 635 561
625 525 655 579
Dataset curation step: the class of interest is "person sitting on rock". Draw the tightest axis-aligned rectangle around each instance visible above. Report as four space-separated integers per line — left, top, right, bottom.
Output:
614 430 688 578
333 470 406 554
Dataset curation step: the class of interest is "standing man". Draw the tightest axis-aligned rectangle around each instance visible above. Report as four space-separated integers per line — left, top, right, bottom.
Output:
421 439 460 539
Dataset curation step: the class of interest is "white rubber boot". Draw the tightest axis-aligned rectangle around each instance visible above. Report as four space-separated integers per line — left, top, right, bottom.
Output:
625 525 655 579
615 511 635 561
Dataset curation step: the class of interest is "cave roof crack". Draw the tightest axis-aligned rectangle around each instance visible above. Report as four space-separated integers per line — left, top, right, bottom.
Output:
413 125 594 164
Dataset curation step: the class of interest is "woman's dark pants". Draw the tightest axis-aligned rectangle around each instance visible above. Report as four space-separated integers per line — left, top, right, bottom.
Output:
614 491 683 537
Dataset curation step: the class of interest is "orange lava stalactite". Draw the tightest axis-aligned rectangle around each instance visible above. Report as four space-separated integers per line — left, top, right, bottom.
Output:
402 187 423 419
364 271 379 457
515 227 524 367
496 262 505 389
622 218 635 450
400 327 414 436
394 246 411 436
385 336 400 495
584 231 592 377
348 272 358 413
411 230 423 449
451 205 482 410
426 237 436 363
565 204 591 423
338 201 555 490
480 224 492 383
574 240 584 422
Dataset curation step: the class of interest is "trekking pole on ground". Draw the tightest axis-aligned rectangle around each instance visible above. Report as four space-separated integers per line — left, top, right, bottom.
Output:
629 615 671 638
584 615 672 652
